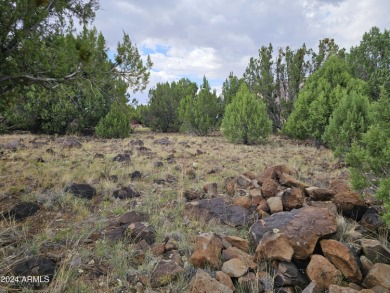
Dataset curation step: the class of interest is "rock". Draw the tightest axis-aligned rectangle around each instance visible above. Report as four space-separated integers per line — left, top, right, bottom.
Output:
216 271 235 292
333 191 368 220
101 226 127 241
305 187 335 201
249 189 261 197
59 138 82 149
223 236 249 253
360 239 390 265
250 207 337 259
221 258 248 278
221 246 257 270
186 198 253 227
282 188 304 210
308 200 338 215
328 284 373 293
2 202 40 221
236 175 252 188
278 172 309 190
164 238 177 252
261 178 279 199
233 196 252 209
112 186 140 199
190 233 223 269
113 153 131 162
204 182 218 197
267 197 283 213
360 256 374 276
224 177 236 196
320 239 362 283
306 254 342 289
182 189 203 201
12 255 55 285
65 183 96 199
153 138 171 145
238 272 263 292
184 269 233 293
153 161 164 168
258 164 298 185
152 243 165 256
244 171 257 180
302 281 322 293
117 211 149 225
329 179 350 193
129 171 142 180
185 168 196 179
256 197 270 213
1 140 26 150
126 222 156 245
359 207 384 232
108 175 118 182
150 259 184 287
255 232 294 262
362 263 390 289
129 139 144 146
274 261 308 288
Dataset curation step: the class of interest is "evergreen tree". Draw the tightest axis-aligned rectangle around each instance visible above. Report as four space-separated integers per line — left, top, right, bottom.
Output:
179 76 219 136
222 84 271 144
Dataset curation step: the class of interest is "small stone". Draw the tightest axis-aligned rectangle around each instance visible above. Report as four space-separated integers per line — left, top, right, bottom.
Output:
222 258 248 278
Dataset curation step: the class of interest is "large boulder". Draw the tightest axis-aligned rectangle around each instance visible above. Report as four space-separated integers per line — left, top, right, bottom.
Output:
282 188 305 210
261 178 279 199
185 198 253 227
258 164 298 185
320 239 362 283
250 207 337 259
362 263 390 289
333 191 368 220
360 239 390 265
255 232 294 262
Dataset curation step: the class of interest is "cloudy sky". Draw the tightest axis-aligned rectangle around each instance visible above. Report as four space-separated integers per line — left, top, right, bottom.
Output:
94 0 390 104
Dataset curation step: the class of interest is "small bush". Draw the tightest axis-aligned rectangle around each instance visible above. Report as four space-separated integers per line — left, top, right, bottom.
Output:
95 101 132 138
222 83 272 144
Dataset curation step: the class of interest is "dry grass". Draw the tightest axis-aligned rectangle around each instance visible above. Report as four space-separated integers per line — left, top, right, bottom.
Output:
0 130 349 292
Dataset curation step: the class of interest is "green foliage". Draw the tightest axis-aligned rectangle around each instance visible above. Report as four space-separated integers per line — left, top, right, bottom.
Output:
322 91 370 156
346 88 390 225
145 78 197 132
283 56 366 140
347 27 390 100
95 101 132 139
222 84 272 144
179 76 220 136
221 72 244 115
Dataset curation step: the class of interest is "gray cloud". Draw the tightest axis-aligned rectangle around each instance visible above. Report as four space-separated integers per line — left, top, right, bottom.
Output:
94 0 390 103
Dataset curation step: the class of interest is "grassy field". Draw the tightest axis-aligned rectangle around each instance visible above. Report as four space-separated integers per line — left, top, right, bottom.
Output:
0 129 355 292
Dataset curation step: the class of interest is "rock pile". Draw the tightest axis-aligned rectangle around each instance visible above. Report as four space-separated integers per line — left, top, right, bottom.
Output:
184 164 389 292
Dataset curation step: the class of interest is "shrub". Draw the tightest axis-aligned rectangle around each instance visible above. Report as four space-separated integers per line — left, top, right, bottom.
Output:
322 90 370 156
95 101 132 138
222 83 272 144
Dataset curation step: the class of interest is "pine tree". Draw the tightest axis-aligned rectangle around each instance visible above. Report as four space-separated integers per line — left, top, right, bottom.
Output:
222 84 272 144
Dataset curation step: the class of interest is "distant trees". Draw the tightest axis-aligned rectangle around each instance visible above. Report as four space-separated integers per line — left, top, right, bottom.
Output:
179 76 220 136
222 84 271 144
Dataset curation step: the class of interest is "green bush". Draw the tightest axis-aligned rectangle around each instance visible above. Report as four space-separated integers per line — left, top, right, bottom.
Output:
95 101 132 138
346 87 390 225
322 90 370 156
178 76 220 136
222 83 272 144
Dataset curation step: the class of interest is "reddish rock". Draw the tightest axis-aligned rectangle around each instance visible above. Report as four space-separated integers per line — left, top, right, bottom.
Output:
328 285 375 293
282 188 305 210
302 281 322 293
329 179 350 193
308 200 338 215
221 246 257 270
258 164 298 185
261 178 279 199
256 197 270 213
320 239 362 283
267 197 283 213
216 271 235 292
222 258 248 278
307 254 342 289
224 177 236 196
223 236 249 253
184 269 233 293
164 238 177 252
362 263 390 289
249 189 261 197
236 175 252 188
333 191 368 220
360 256 373 276
190 233 223 269
251 195 262 206
305 186 335 201
255 232 294 262
278 172 309 190
244 171 257 180
151 243 165 256
250 207 337 259
182 189 203 201
360 239 390 265
233 196 252 209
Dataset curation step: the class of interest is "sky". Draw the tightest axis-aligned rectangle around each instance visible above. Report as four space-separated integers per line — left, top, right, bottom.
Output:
94 0 390 104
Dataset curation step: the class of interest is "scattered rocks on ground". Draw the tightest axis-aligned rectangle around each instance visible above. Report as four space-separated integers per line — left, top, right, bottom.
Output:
65 183 96 199
184 269 234 293
113 153 131 162
113 186 140 199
